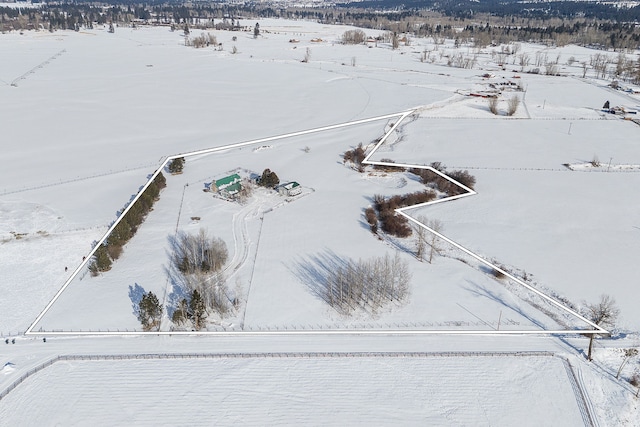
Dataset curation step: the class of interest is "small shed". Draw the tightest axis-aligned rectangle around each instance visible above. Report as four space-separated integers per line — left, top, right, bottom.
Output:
278 181 302 197
212 174 242 199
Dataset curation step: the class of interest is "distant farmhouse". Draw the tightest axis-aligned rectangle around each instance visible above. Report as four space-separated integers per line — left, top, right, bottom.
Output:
211 173 242 199
277 181 302 197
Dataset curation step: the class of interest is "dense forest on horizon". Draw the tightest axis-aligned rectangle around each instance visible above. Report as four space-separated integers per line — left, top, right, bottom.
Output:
2 0 640 50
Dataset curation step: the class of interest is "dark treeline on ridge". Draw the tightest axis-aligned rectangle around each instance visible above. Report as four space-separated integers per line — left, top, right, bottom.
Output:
2 1 640 50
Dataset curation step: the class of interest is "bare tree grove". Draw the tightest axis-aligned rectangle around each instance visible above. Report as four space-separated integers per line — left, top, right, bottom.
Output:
170 229 231 323
325 253 411 315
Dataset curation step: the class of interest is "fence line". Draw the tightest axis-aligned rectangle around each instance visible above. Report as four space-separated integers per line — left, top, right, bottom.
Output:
28 318 530 334
0 162 157 196
10 49 66 87
0 356 60 401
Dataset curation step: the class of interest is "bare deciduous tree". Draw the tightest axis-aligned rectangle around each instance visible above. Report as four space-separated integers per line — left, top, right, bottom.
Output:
414 218 426 261
616 348 638 379
518 53 530 71
302 47 311 63
507 96 520 116
392 32 399 50
427 219 444 264
488 97 499 115
585 294 619 361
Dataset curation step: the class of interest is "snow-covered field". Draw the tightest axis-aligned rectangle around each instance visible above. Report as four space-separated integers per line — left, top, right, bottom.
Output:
2 19 640 424
0 354 586 426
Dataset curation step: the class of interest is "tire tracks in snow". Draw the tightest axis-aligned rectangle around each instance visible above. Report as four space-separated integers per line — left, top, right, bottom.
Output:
561 357 598 427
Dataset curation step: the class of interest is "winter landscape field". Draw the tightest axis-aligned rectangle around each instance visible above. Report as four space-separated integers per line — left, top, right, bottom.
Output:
1 16 640 425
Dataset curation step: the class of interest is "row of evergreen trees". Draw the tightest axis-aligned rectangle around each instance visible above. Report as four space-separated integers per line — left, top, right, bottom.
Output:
89 172 166 276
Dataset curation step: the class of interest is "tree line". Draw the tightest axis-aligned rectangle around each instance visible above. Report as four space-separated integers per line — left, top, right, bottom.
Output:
3 2 639 52
89 172 166 275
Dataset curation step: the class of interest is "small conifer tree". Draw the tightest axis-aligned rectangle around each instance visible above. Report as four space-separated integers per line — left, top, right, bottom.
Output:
168 157 185 174
89 245 112 276
138 291 162 331
190 289 207 330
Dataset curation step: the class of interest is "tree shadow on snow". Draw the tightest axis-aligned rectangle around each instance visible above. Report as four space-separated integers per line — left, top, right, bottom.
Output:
128 283 146 318
289 249 351 306
163 234 190 319
461 279 547 330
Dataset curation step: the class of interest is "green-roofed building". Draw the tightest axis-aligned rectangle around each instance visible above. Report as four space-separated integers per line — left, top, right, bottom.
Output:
211 173 242 199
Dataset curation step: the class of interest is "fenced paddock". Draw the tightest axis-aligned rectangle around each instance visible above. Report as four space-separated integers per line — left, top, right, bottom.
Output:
0 352 589 426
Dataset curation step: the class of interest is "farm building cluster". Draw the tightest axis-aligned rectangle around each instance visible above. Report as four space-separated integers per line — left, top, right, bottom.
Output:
208 171 303 201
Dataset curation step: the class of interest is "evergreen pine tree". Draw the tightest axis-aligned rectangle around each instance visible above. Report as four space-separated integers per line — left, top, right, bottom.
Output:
190 289 207 330
168 157 185 174
89 245 112 276
171 298 190 325
260 168 280 188
138 291 162 331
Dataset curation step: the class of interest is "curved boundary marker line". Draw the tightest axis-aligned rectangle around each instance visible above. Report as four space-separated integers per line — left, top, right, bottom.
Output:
26 109 606 336
361 112 605 333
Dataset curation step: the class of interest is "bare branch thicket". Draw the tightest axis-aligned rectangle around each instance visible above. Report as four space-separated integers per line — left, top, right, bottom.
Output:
518 53 530 71
591 53 610 79
342 29 366 45
488 97 499 115
391 32 399 50
507 96 520 116
545 63 559 76
616 348 639 379
414 216 427 261
302 47 311 63
510 43 521 58
426 219 444 264
584 294 619 361
172 229 228 274
413 215 444 263
190 32 217 48
325 254 411 315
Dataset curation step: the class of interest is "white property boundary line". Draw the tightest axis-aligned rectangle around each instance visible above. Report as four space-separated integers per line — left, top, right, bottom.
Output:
25 110 606 336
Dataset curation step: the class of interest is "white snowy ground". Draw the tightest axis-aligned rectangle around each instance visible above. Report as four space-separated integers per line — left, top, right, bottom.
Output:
1 19 640 425
0 355 584 426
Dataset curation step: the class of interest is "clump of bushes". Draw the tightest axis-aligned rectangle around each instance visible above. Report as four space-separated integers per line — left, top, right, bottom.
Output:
189 32 217 48
343 143 366 172
342 29 367 45
364 207 378 233
373 159 404 173
410 164 475 195
259 168 280 188
368 190 437 238
89 173 166 276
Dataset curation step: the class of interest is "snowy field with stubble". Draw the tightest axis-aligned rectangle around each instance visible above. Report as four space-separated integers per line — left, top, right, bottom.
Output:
0 354 585 426
1 17 640 425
